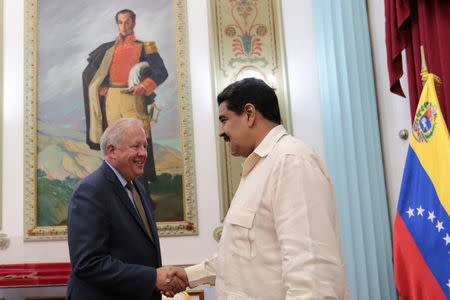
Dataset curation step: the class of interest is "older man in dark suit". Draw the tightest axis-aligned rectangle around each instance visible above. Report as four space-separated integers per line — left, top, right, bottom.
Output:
67 118 187 300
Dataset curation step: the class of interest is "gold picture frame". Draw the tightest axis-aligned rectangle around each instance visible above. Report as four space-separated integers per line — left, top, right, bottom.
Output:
186 289 205 300
208 0 291 220
23 0 197 240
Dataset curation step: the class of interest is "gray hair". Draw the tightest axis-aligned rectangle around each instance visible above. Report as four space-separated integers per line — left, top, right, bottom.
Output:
99 118 145 156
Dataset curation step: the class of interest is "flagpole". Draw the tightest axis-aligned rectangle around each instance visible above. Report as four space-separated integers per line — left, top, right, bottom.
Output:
420 45 429 87
420 45 428 74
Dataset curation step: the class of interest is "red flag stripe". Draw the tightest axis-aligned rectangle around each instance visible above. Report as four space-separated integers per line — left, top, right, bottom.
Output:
393 212 446 299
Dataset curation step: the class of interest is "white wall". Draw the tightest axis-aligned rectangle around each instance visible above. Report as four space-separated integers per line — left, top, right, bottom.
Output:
282 0 325 160
0 0 323 266
160 0 221 265
366 0 411 228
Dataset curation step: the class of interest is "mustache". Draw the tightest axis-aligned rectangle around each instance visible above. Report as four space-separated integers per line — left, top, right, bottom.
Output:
222 134 230 142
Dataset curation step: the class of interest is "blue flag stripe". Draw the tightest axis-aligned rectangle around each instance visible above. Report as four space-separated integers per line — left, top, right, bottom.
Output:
398 146 450 295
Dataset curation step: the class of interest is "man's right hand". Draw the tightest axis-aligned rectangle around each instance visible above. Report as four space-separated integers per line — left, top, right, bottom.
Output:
98 86 109 96
156 266 189 298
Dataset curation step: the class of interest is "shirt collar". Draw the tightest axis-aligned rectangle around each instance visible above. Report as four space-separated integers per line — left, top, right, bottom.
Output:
254 125 287 157
241 125 287 177
116 32 136 44
105 160 128 187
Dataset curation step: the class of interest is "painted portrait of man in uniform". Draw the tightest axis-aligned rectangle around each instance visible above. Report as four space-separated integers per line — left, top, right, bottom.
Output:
35 0 186 227
82 8 168 193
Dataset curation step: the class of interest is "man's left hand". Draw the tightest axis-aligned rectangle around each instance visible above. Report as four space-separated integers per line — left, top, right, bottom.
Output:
129 84 146 96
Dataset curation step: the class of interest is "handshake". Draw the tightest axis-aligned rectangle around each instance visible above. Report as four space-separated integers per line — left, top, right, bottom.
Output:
156 266 189 298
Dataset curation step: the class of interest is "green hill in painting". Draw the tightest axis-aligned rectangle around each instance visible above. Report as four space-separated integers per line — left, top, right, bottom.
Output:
37 169 79 226
150 173 183 222
36 132 184 226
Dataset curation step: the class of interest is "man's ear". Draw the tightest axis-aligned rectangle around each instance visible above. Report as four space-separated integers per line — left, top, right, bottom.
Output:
244 103 256 127
106 144 116 159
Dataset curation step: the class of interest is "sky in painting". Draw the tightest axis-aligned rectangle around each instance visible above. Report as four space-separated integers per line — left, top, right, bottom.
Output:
36 0 181 141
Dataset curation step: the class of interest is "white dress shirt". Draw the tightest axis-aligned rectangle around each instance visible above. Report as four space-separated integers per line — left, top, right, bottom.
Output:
186 125 349 299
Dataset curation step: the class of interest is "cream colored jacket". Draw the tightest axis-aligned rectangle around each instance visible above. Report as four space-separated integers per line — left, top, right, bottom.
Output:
186 126 349 299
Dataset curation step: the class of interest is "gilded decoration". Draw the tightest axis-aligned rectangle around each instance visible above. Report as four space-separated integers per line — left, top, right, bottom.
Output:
209 0 291 220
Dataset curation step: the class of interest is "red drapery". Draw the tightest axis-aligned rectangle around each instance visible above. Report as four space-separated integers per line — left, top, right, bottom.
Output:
385 0 450 126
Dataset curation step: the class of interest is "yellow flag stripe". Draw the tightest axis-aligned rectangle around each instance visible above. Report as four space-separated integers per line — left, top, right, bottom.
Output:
410 73 450 215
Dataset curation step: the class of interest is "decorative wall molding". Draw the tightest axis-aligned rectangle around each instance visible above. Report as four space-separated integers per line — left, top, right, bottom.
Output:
208 0 291 220
313 1 396 299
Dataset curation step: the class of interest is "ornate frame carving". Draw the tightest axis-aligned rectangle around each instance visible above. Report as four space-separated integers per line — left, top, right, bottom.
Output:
23 0 197 240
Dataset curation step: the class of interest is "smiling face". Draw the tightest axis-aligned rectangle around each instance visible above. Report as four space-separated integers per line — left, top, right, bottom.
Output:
117 12 135 36
108 123 147 181
218 101 254 157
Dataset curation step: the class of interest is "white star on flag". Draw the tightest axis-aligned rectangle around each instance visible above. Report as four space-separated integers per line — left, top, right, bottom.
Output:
428 211 436 223
447 279 450 292
416 206 425 216
444 233 450 246
436 221 444 232
407 207 415 218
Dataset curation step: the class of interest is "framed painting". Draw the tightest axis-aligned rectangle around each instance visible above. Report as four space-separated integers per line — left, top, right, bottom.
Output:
208 0 291 220
23 0 197 240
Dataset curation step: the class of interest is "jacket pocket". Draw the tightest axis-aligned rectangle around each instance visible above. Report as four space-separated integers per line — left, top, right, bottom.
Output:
224 207 256 260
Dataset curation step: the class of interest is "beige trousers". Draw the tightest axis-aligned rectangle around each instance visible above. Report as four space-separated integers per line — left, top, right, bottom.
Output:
105 87 146 125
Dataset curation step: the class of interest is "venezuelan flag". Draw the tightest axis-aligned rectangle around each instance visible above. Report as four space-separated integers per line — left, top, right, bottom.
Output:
393 72 450 299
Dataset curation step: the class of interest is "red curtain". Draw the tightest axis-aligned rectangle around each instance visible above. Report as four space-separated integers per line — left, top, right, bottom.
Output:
385 0 450 126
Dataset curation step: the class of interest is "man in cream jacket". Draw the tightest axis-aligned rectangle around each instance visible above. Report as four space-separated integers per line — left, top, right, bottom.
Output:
175 78 349 299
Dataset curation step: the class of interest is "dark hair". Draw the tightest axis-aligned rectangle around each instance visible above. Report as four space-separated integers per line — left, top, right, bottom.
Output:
217 78 281 124
115 9 136 23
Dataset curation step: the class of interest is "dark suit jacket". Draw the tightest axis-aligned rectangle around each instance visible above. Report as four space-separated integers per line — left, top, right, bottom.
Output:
67 161 162 300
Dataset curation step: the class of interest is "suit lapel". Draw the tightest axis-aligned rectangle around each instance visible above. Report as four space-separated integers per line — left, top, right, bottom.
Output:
101 162 155 244
135 182 161 264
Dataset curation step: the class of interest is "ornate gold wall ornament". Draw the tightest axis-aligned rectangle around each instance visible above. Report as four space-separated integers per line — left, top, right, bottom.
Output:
208 0 291 220
0 233 10 250
213 226 223 242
